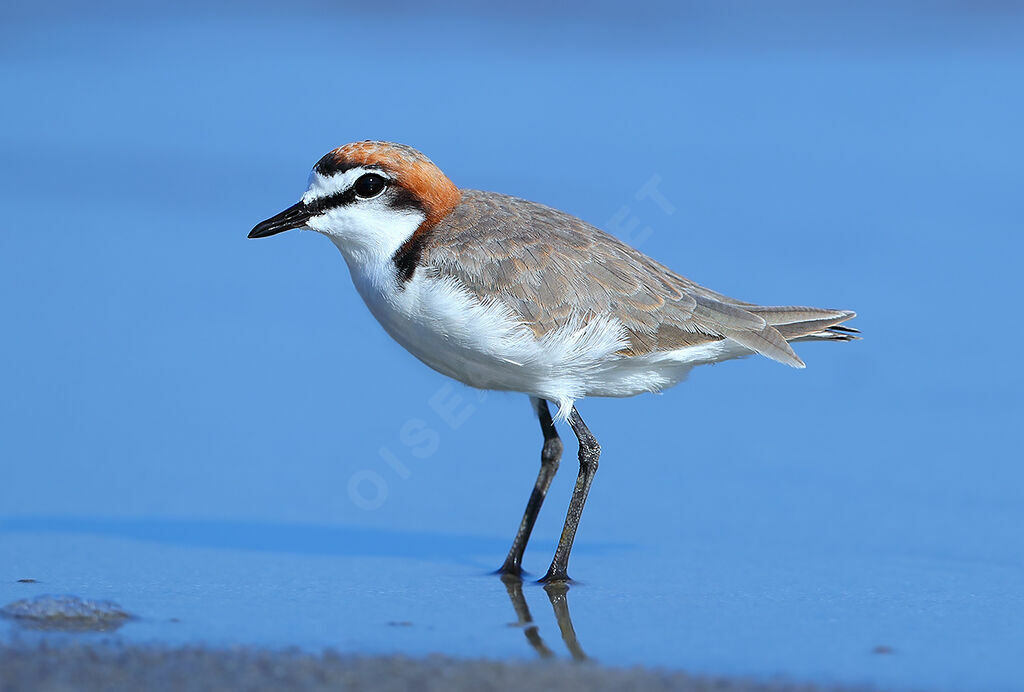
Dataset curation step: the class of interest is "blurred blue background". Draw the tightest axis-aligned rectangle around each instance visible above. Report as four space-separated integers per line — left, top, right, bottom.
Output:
1 2 1022 690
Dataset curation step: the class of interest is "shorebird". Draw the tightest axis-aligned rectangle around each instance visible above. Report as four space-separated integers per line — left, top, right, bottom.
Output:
249 141 858 582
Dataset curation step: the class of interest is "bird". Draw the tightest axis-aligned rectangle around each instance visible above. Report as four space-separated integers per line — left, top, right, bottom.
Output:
249 140 858 583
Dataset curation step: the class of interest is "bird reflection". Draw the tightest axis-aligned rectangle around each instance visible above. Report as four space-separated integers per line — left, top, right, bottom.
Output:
500 574 588 662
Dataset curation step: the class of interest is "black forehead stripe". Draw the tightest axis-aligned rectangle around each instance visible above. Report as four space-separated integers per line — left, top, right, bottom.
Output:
313 153 361 177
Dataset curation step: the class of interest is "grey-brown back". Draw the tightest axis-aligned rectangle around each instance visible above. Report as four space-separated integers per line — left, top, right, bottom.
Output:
421 190 856 365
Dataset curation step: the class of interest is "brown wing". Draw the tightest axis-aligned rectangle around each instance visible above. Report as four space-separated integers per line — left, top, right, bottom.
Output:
421 190 806 366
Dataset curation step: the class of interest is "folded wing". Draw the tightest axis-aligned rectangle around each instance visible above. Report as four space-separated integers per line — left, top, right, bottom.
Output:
422 190 856 368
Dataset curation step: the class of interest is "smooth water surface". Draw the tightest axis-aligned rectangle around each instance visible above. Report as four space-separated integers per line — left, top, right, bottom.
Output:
2 3 1022 691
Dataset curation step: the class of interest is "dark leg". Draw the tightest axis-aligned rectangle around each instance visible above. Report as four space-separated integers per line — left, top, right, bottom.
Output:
540 406 600 583
497 398 563 577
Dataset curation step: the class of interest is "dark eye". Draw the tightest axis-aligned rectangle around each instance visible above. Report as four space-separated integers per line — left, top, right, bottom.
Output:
353 173 388 199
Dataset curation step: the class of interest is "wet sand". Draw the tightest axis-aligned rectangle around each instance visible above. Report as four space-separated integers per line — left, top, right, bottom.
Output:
0 643 876 692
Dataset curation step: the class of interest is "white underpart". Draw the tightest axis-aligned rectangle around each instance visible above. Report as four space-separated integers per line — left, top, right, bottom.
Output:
317 241 749 420
349 265 753 421
304 174 756 420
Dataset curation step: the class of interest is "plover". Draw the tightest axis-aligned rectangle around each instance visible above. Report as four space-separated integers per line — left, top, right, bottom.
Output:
249 141 858 582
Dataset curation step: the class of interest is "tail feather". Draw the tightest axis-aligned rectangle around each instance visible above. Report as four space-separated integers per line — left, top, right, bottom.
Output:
744 306 859 344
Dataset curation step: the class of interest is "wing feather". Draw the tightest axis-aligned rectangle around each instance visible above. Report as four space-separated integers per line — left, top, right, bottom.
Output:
420 190 844 367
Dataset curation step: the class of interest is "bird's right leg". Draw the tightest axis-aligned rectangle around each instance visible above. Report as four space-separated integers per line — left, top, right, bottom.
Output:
539 406 600 584
497 397 563 577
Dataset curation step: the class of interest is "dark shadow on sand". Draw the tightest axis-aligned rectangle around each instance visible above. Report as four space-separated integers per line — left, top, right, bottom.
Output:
0 516 630 568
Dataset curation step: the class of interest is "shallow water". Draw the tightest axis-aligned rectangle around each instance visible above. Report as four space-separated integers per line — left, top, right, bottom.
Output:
2 2 1023 691
2 513 1021 689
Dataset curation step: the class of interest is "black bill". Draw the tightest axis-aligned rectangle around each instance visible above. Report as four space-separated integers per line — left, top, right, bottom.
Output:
248 202 310 239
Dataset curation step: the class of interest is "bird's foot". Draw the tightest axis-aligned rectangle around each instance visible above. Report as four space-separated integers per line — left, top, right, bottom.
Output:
494 563 525 580
537 569 574 586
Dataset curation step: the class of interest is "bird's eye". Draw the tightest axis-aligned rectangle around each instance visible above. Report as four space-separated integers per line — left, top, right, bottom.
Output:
353 173 388 199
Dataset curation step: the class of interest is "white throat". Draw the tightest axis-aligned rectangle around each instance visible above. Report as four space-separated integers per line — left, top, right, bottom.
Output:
309 203 425 271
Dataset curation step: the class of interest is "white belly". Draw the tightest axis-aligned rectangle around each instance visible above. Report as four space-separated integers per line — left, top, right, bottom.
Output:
343 256 750 419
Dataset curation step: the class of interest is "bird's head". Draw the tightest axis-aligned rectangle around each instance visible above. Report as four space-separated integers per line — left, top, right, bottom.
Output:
249 141 460 264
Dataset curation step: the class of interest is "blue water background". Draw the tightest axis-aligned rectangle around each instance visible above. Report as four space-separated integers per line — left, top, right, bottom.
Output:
1 2 1022 690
